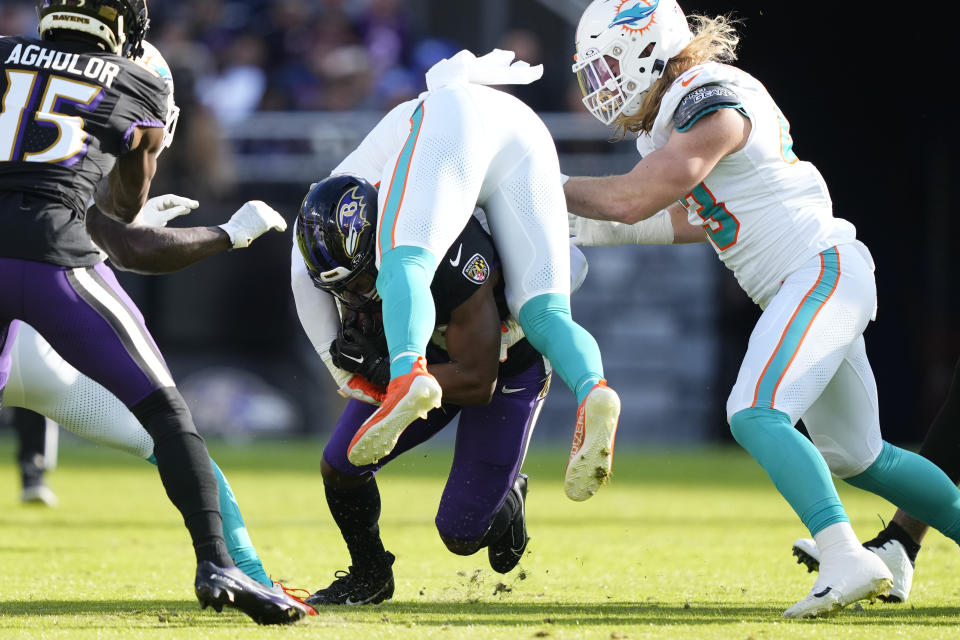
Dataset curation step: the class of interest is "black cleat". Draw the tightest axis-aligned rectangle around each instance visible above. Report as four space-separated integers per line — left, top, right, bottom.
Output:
306 552 395 606
194 561 316 624
488 473 529 574
792 538 820 573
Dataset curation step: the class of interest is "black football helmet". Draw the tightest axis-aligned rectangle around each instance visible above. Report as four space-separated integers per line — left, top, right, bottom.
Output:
37 0 150 58
296 174 381 311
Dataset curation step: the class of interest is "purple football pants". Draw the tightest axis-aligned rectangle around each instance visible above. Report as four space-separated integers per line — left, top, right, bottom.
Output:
324 357 549 543
0 258 173 407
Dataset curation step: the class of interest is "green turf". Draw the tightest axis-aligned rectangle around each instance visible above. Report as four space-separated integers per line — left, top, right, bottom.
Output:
1 437 958 639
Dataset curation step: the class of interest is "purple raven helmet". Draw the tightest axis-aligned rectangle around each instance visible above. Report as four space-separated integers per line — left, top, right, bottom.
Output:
295 174 380 311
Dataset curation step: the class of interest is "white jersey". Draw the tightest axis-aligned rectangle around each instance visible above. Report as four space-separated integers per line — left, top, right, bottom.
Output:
647 62 858 308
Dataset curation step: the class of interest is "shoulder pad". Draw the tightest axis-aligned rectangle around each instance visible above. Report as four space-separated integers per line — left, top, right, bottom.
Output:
673 84 743 132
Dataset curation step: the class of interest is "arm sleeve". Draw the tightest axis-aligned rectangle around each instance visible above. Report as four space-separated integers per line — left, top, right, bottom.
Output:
290 233 341 357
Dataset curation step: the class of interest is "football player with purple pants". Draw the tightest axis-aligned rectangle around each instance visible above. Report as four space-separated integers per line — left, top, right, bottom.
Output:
292 175 553 605
0 0 310 624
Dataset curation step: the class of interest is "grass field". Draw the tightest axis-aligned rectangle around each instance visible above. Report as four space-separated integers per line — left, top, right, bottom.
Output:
1 437 958 639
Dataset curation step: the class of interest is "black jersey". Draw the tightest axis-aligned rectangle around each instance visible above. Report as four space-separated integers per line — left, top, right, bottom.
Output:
427 216 539 377
0 36 168 267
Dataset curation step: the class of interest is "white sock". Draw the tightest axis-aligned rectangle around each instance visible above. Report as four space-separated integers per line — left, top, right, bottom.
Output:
814 522 861 562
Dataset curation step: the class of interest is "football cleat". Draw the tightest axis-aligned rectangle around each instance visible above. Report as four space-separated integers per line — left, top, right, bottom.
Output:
306 552 396 606
792 535 914 603
20 484 58 507
488 473 530 574
347 357 441 466
195 561 316 625
564 381 620 501
783 546 893 618
792 537 821 574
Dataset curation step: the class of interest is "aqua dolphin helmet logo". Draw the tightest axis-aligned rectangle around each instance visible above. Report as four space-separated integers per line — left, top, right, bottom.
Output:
609 0 659 32
336 185 370 258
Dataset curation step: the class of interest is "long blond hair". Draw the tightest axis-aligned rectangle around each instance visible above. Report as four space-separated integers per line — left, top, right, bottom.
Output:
614 14 741 138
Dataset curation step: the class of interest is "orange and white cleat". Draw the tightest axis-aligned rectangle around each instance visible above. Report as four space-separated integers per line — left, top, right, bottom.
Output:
347 357 441 466
564 380 620 501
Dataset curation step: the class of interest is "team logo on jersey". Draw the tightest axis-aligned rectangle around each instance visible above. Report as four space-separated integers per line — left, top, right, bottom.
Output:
336 186 370 258
610 0 658 35
462 253 490 284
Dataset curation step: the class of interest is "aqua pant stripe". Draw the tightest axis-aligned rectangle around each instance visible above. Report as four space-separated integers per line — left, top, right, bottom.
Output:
753 247 840 409
378 100 425 257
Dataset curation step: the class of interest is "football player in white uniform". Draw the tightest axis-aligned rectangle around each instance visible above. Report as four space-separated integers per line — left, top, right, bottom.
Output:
564 0 960 619
0 36 311 622
333 49 621 503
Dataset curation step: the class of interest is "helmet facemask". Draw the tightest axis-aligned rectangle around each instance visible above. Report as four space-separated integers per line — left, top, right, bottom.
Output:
573 48 651 126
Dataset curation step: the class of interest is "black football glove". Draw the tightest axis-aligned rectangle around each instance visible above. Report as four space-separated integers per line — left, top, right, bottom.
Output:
330 327 391 387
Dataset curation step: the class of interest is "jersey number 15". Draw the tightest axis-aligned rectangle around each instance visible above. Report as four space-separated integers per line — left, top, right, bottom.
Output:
1 70 103 165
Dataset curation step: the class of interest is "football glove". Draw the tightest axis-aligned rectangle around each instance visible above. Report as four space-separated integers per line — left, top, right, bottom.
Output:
330 327 391 387
134 194 199 227
219 200 287 249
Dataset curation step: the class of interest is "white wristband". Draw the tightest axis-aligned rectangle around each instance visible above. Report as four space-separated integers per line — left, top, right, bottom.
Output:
627 209 674 244
568 209 674 246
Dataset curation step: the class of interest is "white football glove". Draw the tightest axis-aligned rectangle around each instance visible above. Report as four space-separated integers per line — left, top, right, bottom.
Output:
218 200 288 249
134 194 199 227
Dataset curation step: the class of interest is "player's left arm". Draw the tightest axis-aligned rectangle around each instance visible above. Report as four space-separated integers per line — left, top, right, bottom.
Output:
86 204 229 274
564 107 750 224
87 198 287 274
431 271 504 406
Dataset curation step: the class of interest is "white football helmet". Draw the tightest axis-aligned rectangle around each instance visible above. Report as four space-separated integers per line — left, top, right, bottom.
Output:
573 0 693 125
134 41 179 154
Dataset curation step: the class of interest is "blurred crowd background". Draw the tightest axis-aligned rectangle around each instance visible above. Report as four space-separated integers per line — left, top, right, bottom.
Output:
1 1 958 449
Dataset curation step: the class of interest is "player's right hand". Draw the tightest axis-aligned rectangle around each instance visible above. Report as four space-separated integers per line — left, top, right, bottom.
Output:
134 194 199 227
330 328 391 386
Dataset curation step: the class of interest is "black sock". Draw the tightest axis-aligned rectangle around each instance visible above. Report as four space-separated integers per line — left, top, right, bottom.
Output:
916 357 960 484
866 521 922 563
13 408 48 487
132 388 231 567
324 479 388 571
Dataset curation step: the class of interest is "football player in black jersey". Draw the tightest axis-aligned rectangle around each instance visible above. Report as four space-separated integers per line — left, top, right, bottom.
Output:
292 175 550 605
0 1 312 624
4 407 58 506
